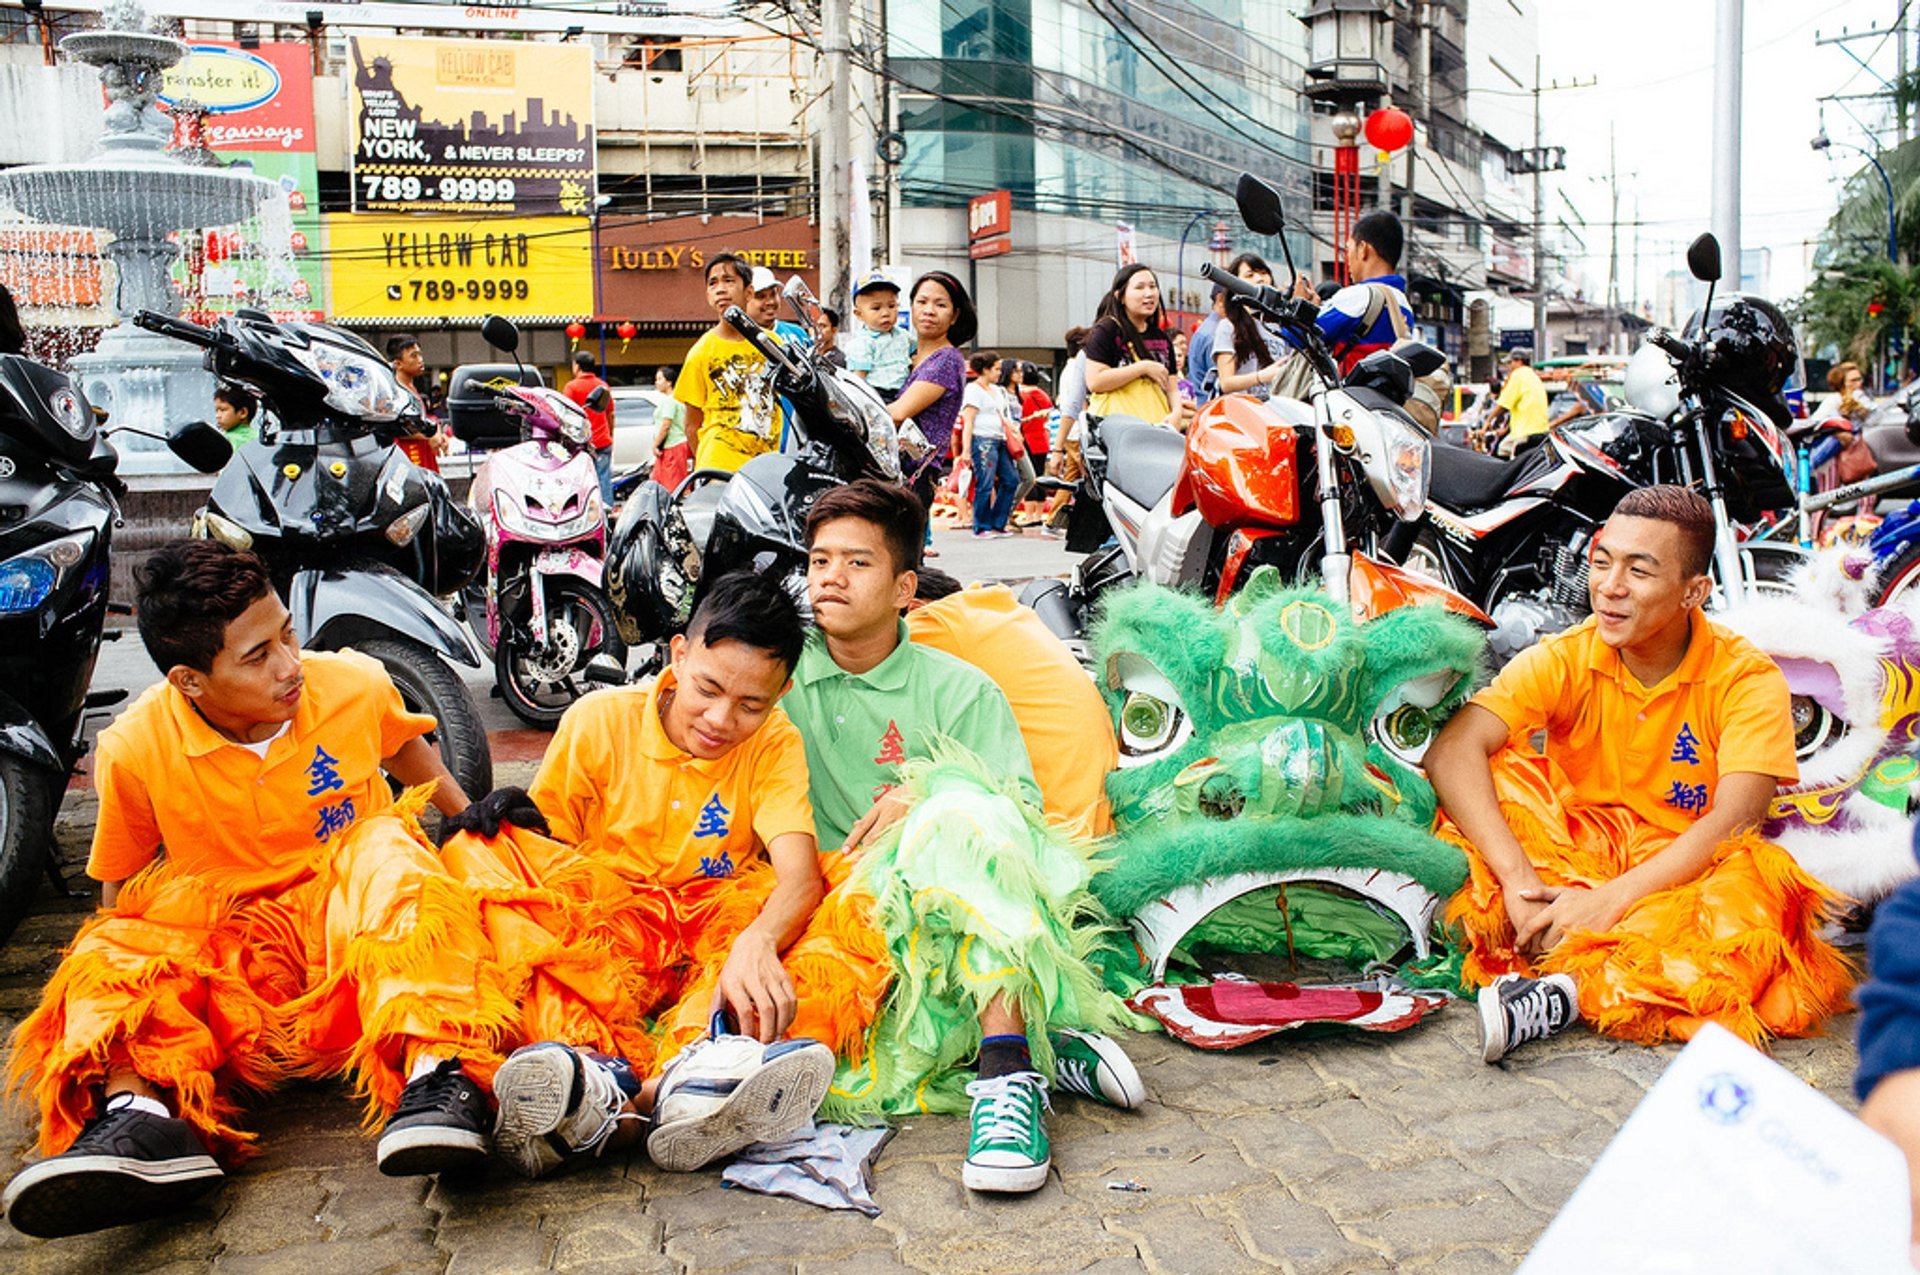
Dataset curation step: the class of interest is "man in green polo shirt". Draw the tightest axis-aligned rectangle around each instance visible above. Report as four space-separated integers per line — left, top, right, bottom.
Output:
781 478 1141 1195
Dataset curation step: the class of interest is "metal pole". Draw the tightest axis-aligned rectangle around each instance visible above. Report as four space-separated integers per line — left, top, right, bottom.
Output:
821 0 852 314
1531 55 1546 360
1176 210 1207 336
1710 0 1743 288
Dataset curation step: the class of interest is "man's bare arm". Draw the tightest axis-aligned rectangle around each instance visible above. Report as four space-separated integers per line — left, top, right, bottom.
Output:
715 830 826 1042
383 735 470 816
1425 704 1543 891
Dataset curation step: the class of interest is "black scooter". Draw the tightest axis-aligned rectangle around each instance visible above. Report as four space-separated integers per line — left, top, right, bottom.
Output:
605 280 907 668
0 355 124 942
136 309 493 801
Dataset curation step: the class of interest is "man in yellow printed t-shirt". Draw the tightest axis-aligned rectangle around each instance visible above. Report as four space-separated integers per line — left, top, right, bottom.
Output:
674 251 785 473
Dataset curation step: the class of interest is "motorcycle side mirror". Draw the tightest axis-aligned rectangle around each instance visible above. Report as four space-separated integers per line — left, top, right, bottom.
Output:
585 384 611 412
1395 342 1447 377
167 419 234 474
1235 172 1286 237
1686 234 1722 284
479 314 521 353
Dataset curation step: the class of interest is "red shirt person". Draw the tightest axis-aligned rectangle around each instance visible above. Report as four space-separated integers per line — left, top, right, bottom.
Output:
562 352 617 506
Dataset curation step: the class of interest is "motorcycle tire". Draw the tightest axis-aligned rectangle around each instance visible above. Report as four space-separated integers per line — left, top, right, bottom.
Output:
1875 536 1920 609
356 637 494 803
0 754 54 946
496 581 627 729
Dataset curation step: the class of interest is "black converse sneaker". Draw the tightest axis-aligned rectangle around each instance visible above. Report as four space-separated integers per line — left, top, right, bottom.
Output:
2 1097 224 1238
377 1058 491 1176
1477 973 1580 1063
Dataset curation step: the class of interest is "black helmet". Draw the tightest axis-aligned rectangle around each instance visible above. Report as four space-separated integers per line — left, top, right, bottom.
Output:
1685 292 1801 424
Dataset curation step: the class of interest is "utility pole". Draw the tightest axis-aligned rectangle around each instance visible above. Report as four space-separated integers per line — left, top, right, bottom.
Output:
820 0 852 313
1403 0 1429 226
1532 54 1545 360
1711 0 1742 288
1606 127 1620 314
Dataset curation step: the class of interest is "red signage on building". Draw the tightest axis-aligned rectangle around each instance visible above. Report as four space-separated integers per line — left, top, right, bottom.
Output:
969 190 1012 260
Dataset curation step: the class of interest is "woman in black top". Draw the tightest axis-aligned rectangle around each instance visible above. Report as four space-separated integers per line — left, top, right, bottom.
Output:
1081 264 1192 432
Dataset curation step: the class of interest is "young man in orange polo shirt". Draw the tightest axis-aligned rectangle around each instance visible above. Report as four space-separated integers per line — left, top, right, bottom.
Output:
1425 486 1851 1061
1 541 642 1239
485 570 835 1180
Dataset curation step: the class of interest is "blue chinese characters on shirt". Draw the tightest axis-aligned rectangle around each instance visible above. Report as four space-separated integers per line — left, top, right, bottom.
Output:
694 793 734 878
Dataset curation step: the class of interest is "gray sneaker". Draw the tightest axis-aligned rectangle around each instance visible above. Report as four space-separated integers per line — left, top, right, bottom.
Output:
645 1013 834 1173
492 1043 637 1179
1477 973 1580 1063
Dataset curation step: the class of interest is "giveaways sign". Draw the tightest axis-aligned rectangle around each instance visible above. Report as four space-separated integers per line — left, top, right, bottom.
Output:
160 42 323 320
349 36 596 217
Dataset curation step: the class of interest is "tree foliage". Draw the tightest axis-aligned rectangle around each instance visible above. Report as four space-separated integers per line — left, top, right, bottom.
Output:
1797 135 1920 358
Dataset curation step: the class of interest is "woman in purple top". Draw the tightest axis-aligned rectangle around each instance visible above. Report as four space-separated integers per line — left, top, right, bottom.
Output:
887 271 976 539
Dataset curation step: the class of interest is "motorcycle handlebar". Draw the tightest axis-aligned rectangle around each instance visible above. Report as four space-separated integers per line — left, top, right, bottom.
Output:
1649 329 1692 362
131 310 227 349
1199 262 1317 328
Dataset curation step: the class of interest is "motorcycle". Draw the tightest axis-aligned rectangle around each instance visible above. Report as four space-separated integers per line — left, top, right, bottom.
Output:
0 356 125 941
137 308 494 802
605 278 905 667
1392 233 1805 665
454 317 624 726
1022 171 1490 650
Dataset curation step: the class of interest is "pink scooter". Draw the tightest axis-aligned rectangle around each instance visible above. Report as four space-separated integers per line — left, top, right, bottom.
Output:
467 383 625 725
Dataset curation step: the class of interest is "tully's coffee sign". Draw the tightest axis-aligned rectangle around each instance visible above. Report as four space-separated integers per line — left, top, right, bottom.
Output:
596 214 819 324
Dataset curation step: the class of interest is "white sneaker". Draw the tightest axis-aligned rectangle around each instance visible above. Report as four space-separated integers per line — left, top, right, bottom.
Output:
644 1014 835 1173
1477 973 1580 1063
492 1043 638 1179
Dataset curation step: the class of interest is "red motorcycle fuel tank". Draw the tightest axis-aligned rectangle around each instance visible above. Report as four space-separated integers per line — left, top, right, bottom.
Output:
1174 395 1301 529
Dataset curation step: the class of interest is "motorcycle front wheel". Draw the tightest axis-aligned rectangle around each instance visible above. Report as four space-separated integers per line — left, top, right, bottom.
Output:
0 754 54 946
358 637 494 804
496 581 627 728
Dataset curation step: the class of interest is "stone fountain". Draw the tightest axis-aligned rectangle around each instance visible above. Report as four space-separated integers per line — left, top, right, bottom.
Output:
0 0 280 471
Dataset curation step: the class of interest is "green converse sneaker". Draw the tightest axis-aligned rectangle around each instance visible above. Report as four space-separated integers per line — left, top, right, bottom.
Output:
962 1071 1051 1193
1049 1029 1146 1110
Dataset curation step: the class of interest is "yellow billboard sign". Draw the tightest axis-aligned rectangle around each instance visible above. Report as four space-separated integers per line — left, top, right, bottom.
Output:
322 214 593 324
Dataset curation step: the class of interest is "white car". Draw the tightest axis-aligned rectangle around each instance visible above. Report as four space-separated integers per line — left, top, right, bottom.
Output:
610 387 674 469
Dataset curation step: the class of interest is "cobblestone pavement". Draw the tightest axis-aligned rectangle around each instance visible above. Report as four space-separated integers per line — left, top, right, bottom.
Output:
0 528 1868 1273
0 780 1865 1275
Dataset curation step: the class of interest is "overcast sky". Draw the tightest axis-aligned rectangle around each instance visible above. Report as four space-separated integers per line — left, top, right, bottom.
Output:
1537 0 1908 308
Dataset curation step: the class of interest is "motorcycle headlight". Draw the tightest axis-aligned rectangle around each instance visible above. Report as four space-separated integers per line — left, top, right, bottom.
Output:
291 338 410 422
494 488 601 540
1360 412 1430 521
0 529 93 615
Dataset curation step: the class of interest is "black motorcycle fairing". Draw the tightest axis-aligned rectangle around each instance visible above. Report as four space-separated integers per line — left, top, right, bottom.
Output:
1099 415 1184 511
289 563 483 668
0 355 109 477
715 452 844 551
605 478 695 646
0 687 59 771
0 472 114 767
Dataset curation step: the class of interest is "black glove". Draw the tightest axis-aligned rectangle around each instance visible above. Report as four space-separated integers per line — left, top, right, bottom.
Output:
440 786 549 840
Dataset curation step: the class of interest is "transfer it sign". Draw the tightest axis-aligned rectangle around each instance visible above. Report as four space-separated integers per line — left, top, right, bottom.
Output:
968 189 1011 260
350 35 596 217
323 214 594 324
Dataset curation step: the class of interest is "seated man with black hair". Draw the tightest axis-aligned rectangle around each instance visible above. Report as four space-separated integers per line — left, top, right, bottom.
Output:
2 541 645 1240
496 570 837 1180
777 479 1140 1196
1425 486 1851 1063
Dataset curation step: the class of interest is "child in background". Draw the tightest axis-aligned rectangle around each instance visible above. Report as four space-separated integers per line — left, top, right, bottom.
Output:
844 272 915 403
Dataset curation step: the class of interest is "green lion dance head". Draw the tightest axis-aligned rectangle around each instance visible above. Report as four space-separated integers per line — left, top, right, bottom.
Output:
1091 567 1484 980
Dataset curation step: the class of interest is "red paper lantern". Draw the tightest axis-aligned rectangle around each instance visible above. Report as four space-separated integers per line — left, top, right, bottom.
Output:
1869 300 1887 318
1364 108 1414 153
616 321 638 340
565 321 587 340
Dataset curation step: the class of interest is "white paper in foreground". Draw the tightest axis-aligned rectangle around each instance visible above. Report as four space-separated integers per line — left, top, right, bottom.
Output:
1521 1022 1912 1275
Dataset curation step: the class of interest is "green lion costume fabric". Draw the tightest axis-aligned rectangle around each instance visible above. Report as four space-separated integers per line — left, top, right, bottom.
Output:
1090 567 1485 986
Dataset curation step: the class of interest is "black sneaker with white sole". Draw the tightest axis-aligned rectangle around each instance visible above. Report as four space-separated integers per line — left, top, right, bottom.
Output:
1477 972 1580 1063
2 1100 224 1238
377 1058 491 1176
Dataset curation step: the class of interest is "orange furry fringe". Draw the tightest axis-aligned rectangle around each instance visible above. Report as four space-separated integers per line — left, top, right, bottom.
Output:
1441 752 1856 1046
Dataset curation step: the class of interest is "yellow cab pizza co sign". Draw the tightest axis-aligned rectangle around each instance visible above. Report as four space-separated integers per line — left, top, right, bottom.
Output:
321 214 594 323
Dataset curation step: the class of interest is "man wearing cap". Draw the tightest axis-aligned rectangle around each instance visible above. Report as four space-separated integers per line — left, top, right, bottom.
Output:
844 271 914 403
1486 348 1550 458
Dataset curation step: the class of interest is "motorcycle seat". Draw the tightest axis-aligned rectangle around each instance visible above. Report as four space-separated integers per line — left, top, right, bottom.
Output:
1428 440 1534 513
1099 415 1185 511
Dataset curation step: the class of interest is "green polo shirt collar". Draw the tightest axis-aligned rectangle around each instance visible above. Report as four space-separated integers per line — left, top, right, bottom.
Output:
793 620 915 691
